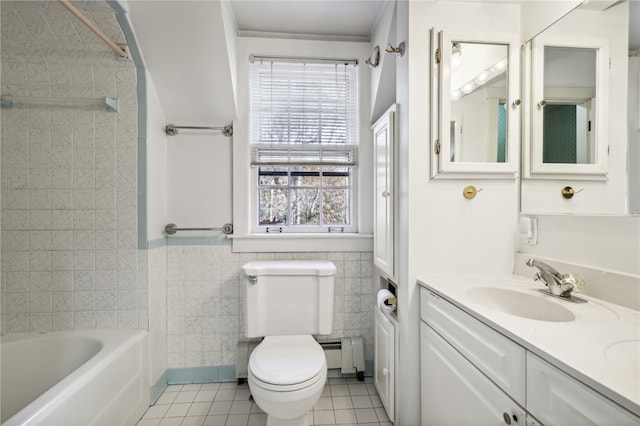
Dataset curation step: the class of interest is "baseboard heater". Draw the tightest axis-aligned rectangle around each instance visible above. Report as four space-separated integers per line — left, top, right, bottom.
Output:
236 337 366 384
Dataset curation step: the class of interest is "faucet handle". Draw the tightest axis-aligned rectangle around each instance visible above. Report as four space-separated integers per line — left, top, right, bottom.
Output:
560 273 585 293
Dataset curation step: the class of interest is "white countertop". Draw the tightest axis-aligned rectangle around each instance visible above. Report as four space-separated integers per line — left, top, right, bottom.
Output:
417 275 640 417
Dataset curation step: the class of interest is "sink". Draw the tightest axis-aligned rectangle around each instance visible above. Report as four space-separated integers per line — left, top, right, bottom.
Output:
466 287 576 322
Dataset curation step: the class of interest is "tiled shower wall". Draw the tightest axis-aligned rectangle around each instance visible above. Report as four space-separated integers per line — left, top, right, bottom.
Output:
166 245 375 370
0 1 144 333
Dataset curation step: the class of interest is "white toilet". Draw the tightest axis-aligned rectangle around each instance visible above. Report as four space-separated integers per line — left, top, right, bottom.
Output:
241 260 336 426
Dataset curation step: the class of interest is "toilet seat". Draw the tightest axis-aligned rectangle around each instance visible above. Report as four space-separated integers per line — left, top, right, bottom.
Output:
248 335 327 392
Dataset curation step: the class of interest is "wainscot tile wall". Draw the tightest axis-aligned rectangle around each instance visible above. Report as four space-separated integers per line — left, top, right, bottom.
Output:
165 245 375 372
0 0 144 333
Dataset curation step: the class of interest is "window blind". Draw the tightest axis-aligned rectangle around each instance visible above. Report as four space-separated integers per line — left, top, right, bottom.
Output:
250 59 358 157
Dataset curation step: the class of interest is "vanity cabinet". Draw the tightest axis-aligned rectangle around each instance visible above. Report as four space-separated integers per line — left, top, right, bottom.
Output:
527 353 640 425
419 286 640 426
421 323 525 425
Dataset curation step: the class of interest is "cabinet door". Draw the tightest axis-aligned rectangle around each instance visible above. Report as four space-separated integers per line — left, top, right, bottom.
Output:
374 307 395 421
527 353 640 425
421 322 525 426
372 105 395 276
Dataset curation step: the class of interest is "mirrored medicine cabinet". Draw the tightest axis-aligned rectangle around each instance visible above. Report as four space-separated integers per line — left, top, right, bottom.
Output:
520 1 634 215
430 30 520 179
526 37 609 179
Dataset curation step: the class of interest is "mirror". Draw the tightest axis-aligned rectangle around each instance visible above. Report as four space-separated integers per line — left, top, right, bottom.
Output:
432 30 519 178
529 35 608 178
521 1 633 215
542 46 597 165
450 42 508 163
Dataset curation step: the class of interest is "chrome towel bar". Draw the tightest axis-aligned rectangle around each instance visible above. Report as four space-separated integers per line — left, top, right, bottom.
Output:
165 124 233 137
165 223 234 235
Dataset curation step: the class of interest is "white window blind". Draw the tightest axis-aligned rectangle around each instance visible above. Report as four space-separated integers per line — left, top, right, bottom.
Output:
250 59 358 158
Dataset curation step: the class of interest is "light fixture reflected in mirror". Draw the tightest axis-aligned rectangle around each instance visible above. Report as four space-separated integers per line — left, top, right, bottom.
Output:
450 56 507 100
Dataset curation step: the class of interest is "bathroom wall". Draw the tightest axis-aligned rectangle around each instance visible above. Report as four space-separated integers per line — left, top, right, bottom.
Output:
165 245 375 373
0 1 144 333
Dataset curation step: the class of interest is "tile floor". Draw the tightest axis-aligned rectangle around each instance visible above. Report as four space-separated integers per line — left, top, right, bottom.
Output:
136 377 392 426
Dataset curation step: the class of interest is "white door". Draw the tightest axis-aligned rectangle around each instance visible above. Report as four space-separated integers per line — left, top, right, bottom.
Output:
372 105 395 276
374 307 395 421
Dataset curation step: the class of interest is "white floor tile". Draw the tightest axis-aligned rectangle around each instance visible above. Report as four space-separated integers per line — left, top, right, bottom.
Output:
182 384 203 392
137 377 384 426
230 401 253 415
195 390 217 402
203 415 227 426
166 403 192 418
334 409 357 425
347 384 368 396
330 385 349 396
214 390 237 401
143 405 170 419
225 413 249 426
175 391 198 404
209 401 233 416
331 396 353 410
188 402 214 417
159 417 183 426
313 396 333 411
247 413 267 426
354 408 378 424
181 416 206 426
137 419 161 426
314 410 336 425
157 393 178 405
351 396 372 409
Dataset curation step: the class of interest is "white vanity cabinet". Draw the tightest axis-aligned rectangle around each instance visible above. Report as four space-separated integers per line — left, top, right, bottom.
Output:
527 353 640 425
419 286 640 426
421 323 525 425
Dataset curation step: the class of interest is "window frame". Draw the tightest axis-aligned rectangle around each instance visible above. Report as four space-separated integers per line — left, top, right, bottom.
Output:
248 57 360 234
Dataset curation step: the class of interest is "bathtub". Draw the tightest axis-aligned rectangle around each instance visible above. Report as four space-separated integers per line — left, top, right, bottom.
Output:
1 330 150 426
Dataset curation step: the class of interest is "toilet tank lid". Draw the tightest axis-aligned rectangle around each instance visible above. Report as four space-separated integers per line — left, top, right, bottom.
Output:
242 261 336 276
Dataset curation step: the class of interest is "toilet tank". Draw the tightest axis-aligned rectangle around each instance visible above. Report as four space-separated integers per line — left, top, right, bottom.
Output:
242 261 336 338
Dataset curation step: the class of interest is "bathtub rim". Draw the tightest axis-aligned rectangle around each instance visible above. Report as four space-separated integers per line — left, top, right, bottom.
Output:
1 329 149 426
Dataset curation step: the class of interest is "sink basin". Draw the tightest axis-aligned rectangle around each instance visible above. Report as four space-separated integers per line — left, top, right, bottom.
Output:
466 287 576 322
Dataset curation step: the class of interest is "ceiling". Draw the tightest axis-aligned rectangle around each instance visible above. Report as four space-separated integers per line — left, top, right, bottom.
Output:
229 0 386 41
127 0 385 126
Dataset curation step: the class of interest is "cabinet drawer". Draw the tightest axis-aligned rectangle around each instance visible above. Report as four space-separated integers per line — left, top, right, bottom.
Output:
420 288 526 404
527 353 640 425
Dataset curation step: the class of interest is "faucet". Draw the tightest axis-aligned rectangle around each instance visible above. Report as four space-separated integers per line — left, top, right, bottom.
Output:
526 258 584 297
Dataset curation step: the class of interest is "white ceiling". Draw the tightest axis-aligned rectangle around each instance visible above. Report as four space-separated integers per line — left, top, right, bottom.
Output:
229 0 386 41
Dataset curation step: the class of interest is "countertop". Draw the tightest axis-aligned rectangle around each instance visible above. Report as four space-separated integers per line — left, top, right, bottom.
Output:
417 275 640 418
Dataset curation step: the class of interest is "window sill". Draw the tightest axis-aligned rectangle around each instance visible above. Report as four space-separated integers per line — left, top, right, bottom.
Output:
229 233 373 253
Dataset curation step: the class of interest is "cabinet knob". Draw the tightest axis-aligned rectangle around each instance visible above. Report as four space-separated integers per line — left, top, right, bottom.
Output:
382 367 389 376
503 412 512 425
382 191 390 198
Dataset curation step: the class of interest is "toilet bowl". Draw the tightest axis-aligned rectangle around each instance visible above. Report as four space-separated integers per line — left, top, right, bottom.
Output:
248 335 327 426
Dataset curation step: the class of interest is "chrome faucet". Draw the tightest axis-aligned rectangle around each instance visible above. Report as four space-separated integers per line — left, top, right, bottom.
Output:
526 258 584 298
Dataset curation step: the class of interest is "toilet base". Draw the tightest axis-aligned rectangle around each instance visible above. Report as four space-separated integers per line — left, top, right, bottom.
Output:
266 412 310 426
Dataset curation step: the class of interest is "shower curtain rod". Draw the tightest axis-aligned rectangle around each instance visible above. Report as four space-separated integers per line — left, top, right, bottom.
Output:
58 0 128 58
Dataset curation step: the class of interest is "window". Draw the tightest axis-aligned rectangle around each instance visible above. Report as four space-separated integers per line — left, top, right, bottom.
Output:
250 57 359 233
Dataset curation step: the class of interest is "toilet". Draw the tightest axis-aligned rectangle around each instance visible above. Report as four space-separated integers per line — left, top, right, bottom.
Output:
241 260 336 426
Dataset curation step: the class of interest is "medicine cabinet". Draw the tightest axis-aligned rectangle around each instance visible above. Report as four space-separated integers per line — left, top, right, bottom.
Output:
520 2 630 215
525 36 609 180
430 29 520 179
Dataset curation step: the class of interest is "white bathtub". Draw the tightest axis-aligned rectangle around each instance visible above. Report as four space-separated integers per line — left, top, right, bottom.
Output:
1 330 150 426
